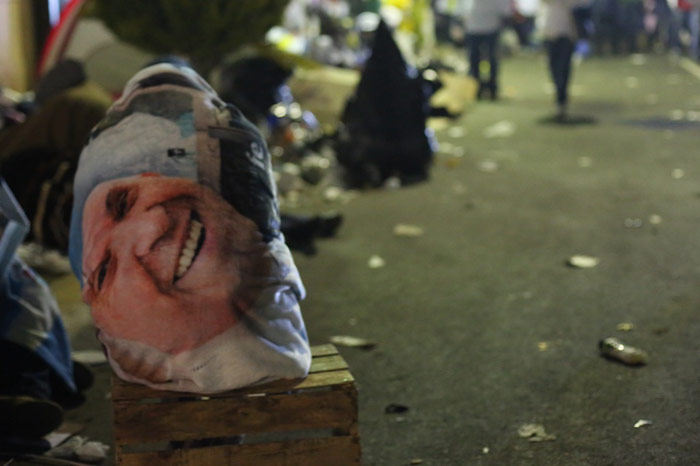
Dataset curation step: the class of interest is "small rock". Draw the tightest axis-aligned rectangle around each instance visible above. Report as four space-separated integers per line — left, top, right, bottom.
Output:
385 403 410 414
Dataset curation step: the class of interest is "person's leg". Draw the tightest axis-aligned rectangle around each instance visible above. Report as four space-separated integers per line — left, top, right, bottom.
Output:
689 9 700 59
486 31 500 99
0 341 64 440
467 34 485 98
547 38 574 118
558 38 576 110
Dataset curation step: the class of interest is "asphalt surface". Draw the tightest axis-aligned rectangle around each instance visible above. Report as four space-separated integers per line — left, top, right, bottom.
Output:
42 52 700 466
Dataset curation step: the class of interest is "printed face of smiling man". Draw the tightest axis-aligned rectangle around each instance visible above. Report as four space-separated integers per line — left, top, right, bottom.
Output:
81 174 270 358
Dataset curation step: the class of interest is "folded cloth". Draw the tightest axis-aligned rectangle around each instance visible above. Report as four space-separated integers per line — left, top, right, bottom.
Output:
68 63 311 393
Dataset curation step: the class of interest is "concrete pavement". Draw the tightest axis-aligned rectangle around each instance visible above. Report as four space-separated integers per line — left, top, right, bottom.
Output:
49 52 700 466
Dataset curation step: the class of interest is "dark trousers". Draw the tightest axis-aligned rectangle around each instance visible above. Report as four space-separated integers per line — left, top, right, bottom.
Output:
0 341 52 400
546 38 576 106
467 32 499 96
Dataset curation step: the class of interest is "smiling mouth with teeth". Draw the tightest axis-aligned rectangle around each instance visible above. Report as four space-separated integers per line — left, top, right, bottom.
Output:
174 213 206 281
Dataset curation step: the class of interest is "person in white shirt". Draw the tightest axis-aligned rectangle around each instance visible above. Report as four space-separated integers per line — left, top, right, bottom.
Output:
461 0 513 99
540 0 591 119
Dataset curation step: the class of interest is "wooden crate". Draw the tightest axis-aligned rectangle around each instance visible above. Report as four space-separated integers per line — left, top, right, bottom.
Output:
112 344 360 466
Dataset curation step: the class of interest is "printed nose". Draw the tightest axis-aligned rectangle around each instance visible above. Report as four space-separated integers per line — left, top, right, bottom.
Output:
116 206 171 258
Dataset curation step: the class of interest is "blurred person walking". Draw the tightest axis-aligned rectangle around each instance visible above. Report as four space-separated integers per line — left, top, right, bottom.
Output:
592 0 622 54
620 0 646 52
541 0 592 120
460 0 513 100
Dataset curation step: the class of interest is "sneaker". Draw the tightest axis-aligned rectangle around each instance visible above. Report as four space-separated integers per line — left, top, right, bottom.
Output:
0 395 64 438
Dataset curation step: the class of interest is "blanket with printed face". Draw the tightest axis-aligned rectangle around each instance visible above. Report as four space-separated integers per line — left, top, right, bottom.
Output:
68 63 311 394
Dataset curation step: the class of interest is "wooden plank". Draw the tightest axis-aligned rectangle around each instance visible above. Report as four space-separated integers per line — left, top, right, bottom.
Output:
117 435 361 466
112 365 353 402
311 344 339 357
309 354 348 373
114 385 358 444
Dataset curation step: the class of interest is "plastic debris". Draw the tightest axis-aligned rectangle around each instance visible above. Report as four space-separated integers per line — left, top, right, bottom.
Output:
368 255 386 269
482 447 490 454
477 160 499 173
616 322 634 332
329 335 376 349
385 403 410 414
599 337 649 366
71 350 107 366
567 255 599 268
409 460 423 465
483 120 515 138
624 218 643 229
393 224 424 237
634 419 653 428
517 423 556 442
672 168 685 179
537 342 549 352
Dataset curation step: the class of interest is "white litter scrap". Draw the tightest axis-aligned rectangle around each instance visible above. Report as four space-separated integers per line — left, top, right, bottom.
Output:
324 186 344 202
483 120 515 138
672 168 685 179
687 110 700 121
46 435 110 463
624 218 643 229
670 109 685 120
72 349 107 366
477 160 499 173
393 224 424 237
634 419 653 429
567 255 599 268
577 156 593 168
448 126 465 138
329 335 376 349
368 255 386 269
517 423 556 442
648 214 662 225
616 322 635 332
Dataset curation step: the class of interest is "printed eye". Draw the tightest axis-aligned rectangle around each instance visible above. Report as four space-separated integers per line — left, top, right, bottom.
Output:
96 251 111 291
105 186 137 221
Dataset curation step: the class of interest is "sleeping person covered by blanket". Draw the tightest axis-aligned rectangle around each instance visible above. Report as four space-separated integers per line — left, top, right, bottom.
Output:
68 62 311 393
